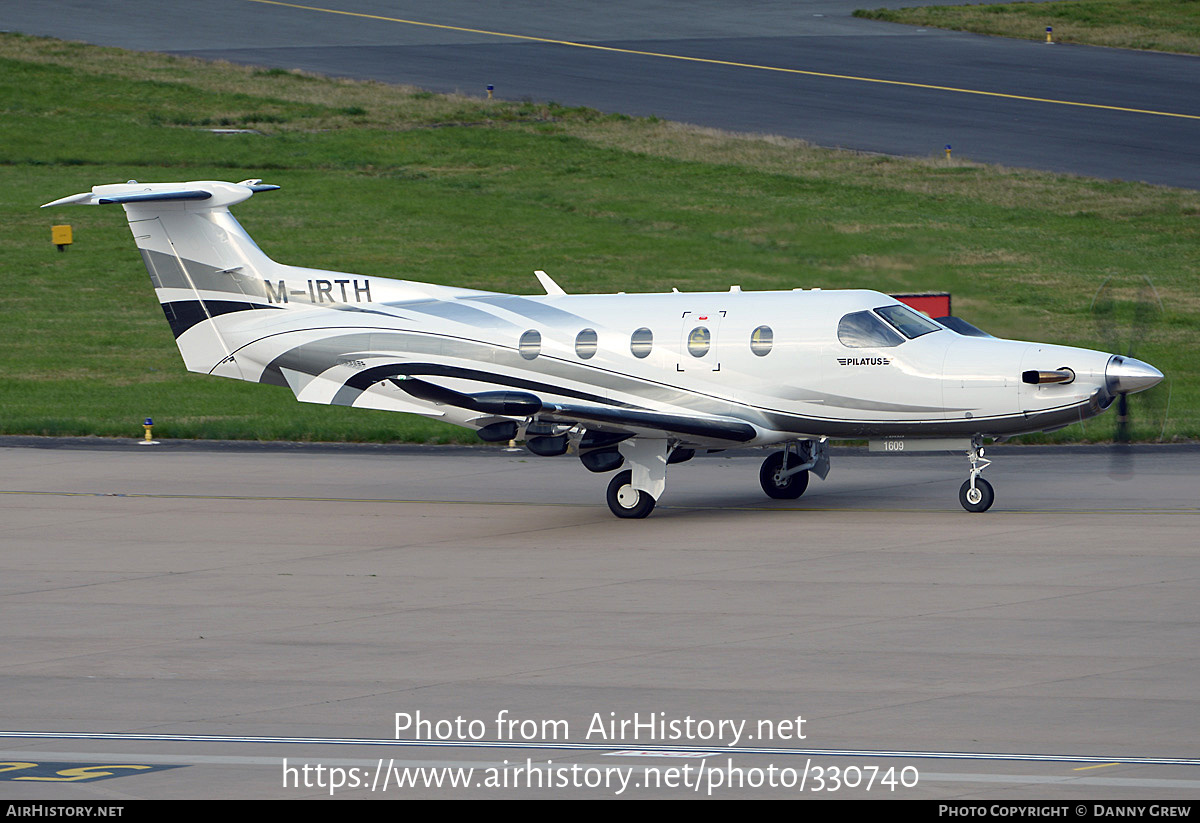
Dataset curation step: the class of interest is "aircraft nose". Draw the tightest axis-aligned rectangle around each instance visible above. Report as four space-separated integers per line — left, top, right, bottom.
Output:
1106 355 1164 395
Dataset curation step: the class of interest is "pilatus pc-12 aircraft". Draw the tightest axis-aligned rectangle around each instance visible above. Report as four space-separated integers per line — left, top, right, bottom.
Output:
44 179 1164 518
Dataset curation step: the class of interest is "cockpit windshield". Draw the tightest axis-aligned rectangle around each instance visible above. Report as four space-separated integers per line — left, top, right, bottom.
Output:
874 304 943 339
838 310 904 348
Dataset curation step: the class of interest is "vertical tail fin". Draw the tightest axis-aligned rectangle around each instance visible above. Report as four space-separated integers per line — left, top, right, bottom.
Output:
43 179 292 377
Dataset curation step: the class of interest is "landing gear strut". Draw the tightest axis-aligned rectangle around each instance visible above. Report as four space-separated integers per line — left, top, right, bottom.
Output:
604 439 670 518
959 438 994 513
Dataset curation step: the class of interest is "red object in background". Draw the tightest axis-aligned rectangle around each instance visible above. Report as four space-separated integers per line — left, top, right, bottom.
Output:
892 292 951 318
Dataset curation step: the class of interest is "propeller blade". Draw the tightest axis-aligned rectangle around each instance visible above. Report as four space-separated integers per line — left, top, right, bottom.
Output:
1090 276 1169 452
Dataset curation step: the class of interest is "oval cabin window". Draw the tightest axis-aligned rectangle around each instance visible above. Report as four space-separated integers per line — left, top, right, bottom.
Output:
575 328 598 359
750 325 773 356
630 327 653 359
519 329 542 360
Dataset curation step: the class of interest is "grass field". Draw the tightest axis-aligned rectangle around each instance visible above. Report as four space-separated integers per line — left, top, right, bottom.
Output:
854 0 1200 54
2 33 1196 444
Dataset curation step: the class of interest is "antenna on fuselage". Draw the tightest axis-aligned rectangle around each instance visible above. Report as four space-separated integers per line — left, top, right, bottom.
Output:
534 270 566 296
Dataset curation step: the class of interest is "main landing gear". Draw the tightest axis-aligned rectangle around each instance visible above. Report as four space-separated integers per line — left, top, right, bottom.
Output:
607 470 656 519
959 439 994 513
759 440 829 501
602 438 670 519
601 439 832 518
759 450 809 499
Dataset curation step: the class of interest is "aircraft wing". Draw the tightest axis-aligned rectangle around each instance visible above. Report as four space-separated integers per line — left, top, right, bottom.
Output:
391 376 758 443
538 402 757 442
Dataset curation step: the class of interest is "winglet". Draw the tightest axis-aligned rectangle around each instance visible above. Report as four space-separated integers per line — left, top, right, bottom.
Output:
534 270 567 296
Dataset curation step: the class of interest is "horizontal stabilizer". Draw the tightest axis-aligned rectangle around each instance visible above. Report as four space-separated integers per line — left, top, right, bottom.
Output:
42 179 278 210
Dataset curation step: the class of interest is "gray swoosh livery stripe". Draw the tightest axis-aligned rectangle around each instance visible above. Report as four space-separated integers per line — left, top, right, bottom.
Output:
254 329 740 419
261 328 631 412
140 249 267 297
259 331 518 394
387 299 519 330
788 387 968 414
259 332 383 387
464 295 589 325
251 328 740 424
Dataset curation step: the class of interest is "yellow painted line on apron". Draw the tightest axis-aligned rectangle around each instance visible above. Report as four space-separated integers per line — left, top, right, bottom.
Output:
248 0 1200 121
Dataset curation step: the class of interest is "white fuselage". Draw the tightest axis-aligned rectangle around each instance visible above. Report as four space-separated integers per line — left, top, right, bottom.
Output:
45 179 1128 451
205 278 1114 447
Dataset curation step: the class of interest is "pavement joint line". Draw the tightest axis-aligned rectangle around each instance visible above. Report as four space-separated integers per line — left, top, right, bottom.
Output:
247 0 1200 121
2 731 1199 765
5 751 1199 789
3 751 1200 788
1 489 1195 514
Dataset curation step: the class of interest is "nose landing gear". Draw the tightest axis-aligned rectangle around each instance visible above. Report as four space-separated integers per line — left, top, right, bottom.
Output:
959 439 994 512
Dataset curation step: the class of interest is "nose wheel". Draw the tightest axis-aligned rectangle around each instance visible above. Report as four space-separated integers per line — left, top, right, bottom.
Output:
959 440 995 512
959 477 994 512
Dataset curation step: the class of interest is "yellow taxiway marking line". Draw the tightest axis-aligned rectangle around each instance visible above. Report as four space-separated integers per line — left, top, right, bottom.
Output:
248 0 1200 121
1073 762 1121 770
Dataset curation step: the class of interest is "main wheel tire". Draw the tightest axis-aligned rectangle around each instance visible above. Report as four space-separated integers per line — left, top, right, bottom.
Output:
959 477 995 513
606 469 656 519
759 451 810 500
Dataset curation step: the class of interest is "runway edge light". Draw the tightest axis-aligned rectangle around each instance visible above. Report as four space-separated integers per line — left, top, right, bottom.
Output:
139 417 159 446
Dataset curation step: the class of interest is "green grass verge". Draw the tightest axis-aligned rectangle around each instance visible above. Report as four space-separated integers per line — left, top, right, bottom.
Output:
2 33 1196 444
854 0 1200 54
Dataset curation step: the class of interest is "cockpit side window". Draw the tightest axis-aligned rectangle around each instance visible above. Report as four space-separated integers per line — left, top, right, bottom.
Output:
838 310 904 348
874 304 942 339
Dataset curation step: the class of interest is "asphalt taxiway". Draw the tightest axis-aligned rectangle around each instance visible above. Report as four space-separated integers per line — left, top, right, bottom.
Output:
1 439 1197 798
6 0 1200 187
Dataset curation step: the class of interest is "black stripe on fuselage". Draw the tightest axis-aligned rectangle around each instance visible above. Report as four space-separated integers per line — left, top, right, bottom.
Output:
344 364 755 441
160 300 284 339
344 362 623 408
